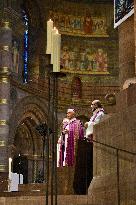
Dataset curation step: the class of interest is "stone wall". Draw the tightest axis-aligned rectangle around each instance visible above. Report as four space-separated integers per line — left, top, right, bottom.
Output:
88 84 136 205
135 0 136 74
87 2 136 204
119 15 135 87
47 1 119 112
22 0 119 116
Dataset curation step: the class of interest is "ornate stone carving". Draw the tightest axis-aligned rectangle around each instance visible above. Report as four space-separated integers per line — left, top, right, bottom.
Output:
105 93 116 105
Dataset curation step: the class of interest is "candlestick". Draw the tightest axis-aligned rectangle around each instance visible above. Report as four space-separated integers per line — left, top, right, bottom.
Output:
51 27 57 64
53 30 61 72
8 157 12 180
46 19 53 54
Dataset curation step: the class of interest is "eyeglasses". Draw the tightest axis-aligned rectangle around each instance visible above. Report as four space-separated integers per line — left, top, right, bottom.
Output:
91 103 95 106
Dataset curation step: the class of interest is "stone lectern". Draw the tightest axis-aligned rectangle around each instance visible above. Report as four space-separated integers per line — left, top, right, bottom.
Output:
57 139 93 195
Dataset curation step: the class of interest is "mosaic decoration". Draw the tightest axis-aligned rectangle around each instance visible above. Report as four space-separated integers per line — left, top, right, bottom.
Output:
49 10 108 37
114 0 134 28
60 41 109 75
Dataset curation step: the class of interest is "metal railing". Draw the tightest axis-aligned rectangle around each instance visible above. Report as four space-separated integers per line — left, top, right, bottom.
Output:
92 138 136 205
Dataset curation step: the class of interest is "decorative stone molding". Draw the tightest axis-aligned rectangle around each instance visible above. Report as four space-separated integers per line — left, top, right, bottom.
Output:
105 93 116 105
9 96 48 145
3 8 25 36
0 164 7 171
2 21 10 29
123 77 136 90
0 99 8 104
0 67 10 75
0 120 8 125
2 46 9 51
0 77 9 83
0 140 6 146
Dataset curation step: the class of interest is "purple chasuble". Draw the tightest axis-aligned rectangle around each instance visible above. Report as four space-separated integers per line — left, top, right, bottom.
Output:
59 118 84 167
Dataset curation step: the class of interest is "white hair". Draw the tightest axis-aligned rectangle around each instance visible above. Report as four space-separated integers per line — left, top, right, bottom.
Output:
67 108 75 113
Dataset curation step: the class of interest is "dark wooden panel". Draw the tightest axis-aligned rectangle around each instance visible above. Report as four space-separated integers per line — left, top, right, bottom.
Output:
73 139 93 194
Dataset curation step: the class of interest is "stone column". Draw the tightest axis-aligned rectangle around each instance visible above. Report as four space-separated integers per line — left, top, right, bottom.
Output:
0 21 12 174
33 157 38 183
118 15 135 87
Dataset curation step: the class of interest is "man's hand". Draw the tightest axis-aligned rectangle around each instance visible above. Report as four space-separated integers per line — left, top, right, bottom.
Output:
58 138 65 145
63 129 69 134
58 138 62 144
84 122 88 128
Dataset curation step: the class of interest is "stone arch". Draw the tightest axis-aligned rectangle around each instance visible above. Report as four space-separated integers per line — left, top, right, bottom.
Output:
9 96 49 182
9 96 48 155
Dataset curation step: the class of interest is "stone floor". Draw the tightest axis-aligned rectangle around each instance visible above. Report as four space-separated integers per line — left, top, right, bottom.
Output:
0 193 92 205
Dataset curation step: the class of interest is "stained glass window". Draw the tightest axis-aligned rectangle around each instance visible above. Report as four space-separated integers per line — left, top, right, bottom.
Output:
114 0 134 28
22 10 29 83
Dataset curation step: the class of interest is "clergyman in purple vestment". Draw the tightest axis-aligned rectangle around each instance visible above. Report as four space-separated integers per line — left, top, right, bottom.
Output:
57 109 84 167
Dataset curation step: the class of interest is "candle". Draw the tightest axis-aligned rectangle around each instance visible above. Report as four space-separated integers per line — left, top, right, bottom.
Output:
53 30 61 72
51 27 57 64
8 157 12 179
46 19 53 54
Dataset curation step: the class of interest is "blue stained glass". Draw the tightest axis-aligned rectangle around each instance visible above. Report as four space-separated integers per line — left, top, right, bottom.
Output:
22 10 29 83
114 0 134 27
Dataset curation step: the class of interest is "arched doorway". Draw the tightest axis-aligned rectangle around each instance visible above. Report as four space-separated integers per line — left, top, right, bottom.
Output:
10 96 48 183
12 119 35 183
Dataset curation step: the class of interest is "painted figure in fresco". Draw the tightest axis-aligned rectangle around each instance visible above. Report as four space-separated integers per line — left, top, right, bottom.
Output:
69 50 75 70
74 18 81 30
84 99 105 142
60 15 65 28
61 46 70 68
85 51 96 71
95 49 108 72
65 15 71 30
94 19 106 34
80 51 86 70
76 60 81 71
57 109 84 167
83 10 93 34
83 51 90 70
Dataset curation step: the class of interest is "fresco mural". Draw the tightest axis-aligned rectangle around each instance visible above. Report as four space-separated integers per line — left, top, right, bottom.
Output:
60 45 109 74
49 10 108 37
114 0 134 28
